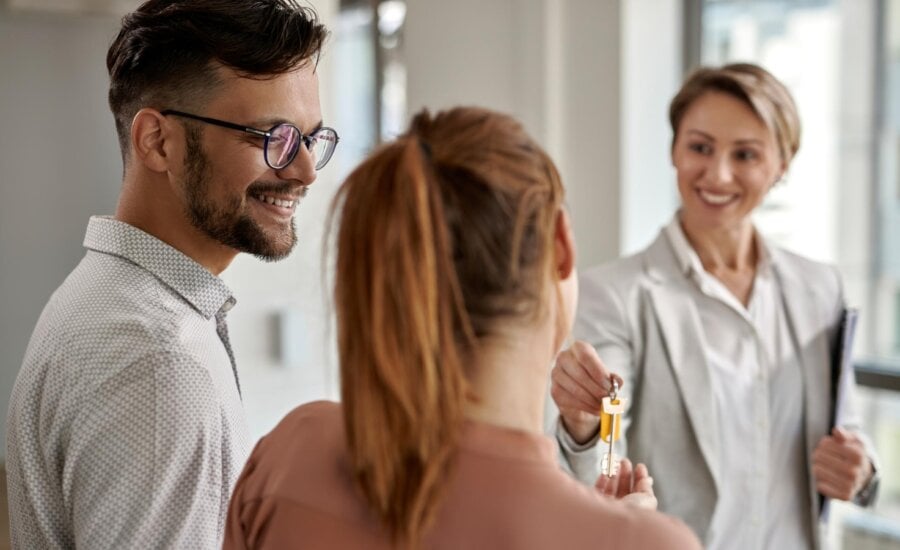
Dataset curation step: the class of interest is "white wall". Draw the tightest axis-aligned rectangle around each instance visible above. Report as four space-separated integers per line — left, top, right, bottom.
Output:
621 0 682 254
406 0 622 268
406 0 681 267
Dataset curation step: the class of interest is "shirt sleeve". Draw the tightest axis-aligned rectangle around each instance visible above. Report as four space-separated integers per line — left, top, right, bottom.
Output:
64 351 226 548
554 269 636 485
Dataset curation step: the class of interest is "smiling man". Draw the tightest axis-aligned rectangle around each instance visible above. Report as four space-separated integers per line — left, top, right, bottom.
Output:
5 1 335 548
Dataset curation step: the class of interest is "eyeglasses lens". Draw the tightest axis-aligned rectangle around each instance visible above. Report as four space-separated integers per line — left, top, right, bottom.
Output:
312 129 338 170
267 124 301 169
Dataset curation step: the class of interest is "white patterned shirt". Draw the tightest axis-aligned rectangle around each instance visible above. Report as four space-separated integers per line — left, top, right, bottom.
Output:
6 216 251 549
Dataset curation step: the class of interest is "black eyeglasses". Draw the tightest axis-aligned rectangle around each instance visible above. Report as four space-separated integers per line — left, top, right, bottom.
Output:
160 109 339 171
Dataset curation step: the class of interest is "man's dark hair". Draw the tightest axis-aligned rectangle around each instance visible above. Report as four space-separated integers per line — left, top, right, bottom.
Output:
107 0 328 160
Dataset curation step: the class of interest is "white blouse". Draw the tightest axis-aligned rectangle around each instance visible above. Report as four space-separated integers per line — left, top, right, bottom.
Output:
664 218 813 550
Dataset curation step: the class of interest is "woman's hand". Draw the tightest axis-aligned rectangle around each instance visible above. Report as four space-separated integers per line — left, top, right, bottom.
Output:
812 427 874 501
551 341 623 444
595 458 658 510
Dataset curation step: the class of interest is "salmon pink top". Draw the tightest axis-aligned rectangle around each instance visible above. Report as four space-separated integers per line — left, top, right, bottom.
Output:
225 400 700 550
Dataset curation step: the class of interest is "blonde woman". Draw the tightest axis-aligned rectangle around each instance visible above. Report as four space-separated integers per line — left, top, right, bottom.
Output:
551 63 879 549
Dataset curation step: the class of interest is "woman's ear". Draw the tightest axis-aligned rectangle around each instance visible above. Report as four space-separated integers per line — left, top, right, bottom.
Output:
554 208 576 280
772 159 790 188
130 108 175 173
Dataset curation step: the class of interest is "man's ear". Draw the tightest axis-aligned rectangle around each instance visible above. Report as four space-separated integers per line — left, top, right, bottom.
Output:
554 207 576 280
130 108 175 173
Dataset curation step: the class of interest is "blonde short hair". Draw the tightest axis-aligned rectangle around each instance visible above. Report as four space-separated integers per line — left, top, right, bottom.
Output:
669 63 801 165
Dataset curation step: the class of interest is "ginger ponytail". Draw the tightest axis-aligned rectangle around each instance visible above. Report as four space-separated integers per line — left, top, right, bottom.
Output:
332 122 473 546
330 107 563 547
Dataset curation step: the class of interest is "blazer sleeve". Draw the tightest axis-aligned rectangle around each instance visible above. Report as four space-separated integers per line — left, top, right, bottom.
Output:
554 265 637 485
824 265 881 506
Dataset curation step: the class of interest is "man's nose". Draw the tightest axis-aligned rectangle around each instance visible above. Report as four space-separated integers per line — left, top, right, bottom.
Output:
277 145 318 186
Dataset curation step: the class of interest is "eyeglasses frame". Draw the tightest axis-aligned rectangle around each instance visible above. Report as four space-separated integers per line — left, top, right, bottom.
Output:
159 109 339 170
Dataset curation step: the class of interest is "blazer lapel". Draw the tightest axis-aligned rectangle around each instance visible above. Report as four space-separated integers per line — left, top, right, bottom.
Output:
772 253 832 523
643 236 722 491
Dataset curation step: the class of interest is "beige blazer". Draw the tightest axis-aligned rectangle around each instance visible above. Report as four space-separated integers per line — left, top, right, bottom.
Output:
560 229 876 546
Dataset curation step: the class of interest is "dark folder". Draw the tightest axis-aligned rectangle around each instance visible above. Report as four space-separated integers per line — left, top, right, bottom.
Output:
828 307 859 431
820 307 859 521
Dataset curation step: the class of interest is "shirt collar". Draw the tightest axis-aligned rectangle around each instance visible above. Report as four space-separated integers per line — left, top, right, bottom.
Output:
664 212 775 279
664 213 704 277
83 216 235 319
756 234 774 276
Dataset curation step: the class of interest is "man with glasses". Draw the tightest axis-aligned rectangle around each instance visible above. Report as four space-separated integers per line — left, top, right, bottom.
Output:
6 1 336 547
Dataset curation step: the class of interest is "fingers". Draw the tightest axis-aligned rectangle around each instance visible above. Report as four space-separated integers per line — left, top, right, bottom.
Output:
812 430 873 501
813 435 866 470
594 472 616 497
570 341 623 391
631 466 655 503
632 463 652 488
551 341 624 415
812 456 855 490
816 477 856 501
812 463 855 500
831 427 853 444
621 491 658 510
594 458 631 499
551 352 603 443
812 447 864 474
551 358 603 412
595 459 657 511
617 460 656 498
554 348 607 402
615 458 634 499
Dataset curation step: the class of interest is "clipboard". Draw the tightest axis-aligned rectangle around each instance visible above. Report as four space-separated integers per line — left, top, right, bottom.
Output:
820 307 859 521
828 307 859 430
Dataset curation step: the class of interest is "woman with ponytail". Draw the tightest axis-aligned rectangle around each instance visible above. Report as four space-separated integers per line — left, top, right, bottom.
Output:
224 107 700 549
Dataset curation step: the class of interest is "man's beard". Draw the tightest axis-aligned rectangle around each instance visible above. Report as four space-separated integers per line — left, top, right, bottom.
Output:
183 126 297 262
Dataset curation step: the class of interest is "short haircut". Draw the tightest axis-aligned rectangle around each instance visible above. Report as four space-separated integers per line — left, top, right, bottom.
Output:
107 0 328 160
669 62 801 164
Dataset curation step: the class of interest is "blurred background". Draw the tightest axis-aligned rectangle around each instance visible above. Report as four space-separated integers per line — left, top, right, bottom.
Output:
0 0 898 547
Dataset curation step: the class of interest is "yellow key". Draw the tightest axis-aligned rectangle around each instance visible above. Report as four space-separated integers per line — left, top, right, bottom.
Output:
599 380 627 477
600 396 625 443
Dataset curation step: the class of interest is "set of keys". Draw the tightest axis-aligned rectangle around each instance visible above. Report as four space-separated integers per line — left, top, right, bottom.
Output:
599 378 626 477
